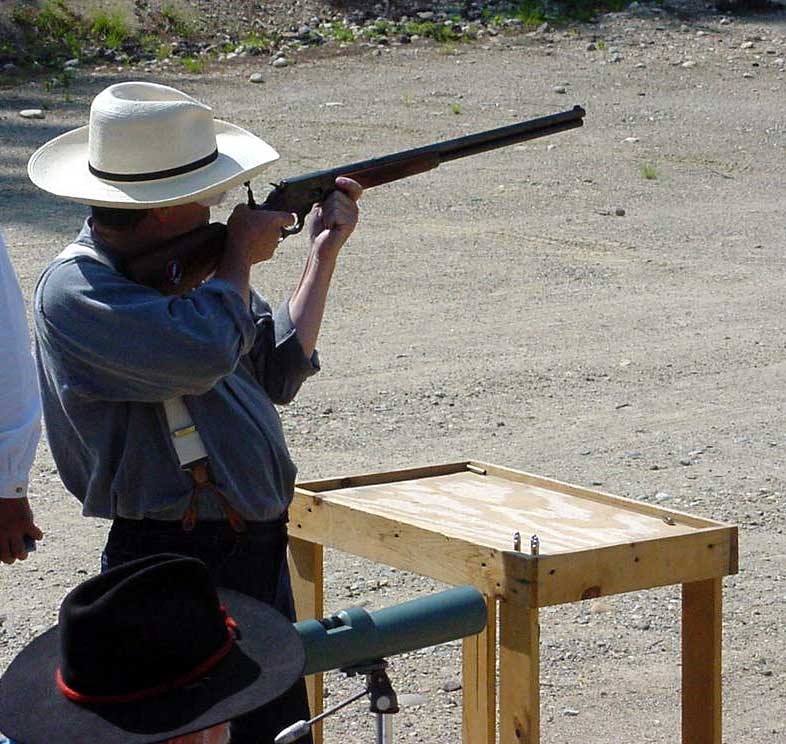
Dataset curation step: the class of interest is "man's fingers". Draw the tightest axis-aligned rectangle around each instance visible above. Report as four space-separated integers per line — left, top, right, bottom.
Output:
272 210 297 227
231 205 296 230
321 200 359 230
30 524 43 540
0 538 14 565
334 176 363 202
9 534 27 561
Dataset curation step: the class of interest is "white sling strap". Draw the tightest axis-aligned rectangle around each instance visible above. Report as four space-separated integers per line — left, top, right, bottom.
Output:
58 243 207 469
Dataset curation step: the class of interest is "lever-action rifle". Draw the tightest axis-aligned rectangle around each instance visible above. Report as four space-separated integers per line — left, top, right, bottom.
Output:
124 105 586 294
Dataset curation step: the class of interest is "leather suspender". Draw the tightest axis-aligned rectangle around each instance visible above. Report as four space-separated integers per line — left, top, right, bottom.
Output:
58 243 246 532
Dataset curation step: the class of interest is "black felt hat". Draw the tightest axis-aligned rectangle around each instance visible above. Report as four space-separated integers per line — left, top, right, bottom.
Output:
0 554 305 744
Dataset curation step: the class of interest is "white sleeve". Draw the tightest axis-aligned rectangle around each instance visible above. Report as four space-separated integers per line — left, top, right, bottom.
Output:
0 231 41 499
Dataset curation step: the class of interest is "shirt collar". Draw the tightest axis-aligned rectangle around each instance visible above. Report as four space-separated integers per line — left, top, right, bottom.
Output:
73 218 122 271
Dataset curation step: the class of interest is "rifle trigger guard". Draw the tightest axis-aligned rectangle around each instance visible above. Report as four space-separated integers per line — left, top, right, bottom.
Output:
280 212 301 240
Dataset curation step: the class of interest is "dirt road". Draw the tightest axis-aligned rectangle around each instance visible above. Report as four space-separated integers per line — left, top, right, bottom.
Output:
1 7 785 742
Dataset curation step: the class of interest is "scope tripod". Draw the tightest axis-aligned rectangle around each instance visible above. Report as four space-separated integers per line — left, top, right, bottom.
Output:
275 659 400 744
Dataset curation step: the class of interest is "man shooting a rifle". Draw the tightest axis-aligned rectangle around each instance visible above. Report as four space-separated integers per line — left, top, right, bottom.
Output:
27 81 362 743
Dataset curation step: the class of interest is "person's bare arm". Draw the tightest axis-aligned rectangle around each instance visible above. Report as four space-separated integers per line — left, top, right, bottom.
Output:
288 177 362 356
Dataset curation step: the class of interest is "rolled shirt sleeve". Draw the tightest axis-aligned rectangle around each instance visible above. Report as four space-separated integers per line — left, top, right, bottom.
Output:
247 289 320 404
0 232 42 499
35 256 258 403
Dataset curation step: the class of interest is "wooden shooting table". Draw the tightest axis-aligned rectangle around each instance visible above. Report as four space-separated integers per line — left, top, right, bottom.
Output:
287 461 738 744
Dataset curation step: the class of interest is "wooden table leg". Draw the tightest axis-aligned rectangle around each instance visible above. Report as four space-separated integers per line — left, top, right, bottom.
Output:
500 600 539 744
462 594 497 744
288 537 324 744
682 578 722 744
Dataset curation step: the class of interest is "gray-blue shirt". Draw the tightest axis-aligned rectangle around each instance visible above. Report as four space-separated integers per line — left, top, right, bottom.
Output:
33 221 319 522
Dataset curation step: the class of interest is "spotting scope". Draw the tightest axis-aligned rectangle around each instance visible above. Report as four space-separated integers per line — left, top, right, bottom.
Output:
295 585 487 675
276 586 487 744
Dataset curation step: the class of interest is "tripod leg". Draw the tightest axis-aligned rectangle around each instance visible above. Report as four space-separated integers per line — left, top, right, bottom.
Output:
376 713 394 744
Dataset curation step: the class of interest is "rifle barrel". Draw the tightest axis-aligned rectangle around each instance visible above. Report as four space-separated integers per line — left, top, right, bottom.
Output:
437 105 585 162
282 105 585 189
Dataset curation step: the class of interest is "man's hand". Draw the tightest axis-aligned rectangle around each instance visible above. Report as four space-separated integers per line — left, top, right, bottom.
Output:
307 177 362 262
218 206 297 297
226 205 296 264
0 497 43 564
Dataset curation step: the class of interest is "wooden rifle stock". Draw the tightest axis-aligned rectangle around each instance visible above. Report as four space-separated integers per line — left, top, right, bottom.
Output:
124 105 585 295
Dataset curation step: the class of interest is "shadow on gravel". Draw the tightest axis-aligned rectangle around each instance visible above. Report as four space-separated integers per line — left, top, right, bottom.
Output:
1 75 123 229
658 0 786 21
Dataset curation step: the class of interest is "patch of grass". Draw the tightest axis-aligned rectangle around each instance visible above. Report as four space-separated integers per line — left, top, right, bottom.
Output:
402 21 468 43
484 2 547 26
483 0 627 25
155 42 173 60
5 0 216 79
358 18 470 45
44 68 75 91
329 23 355 43
641 163 659 180
363 19 393 41
241 32 274 53
12 0 85 62
140 33 161 54
179 56 205 73
12 0 77 39
371 19 394 35
90 9 130 50
437 43 458 55
160 2 194 38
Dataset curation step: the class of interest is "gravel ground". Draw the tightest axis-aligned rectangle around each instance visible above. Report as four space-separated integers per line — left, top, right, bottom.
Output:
1 2 786 743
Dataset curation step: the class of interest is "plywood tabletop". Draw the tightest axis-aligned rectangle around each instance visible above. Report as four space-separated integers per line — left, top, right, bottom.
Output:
310 470 707 554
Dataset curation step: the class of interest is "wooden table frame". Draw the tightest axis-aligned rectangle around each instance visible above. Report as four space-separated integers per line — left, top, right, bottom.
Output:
287 461 737 744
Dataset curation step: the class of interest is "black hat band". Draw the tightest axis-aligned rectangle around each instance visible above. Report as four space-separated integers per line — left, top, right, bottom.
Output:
88 148 219 183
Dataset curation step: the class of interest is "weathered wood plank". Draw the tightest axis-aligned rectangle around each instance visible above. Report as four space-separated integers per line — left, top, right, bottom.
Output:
297 461 468 494
290 491 537 605
682 578 723 744
535 527 737 607
462 595 497 744
499 601 539 744
471 460 728 529
288 537 324 744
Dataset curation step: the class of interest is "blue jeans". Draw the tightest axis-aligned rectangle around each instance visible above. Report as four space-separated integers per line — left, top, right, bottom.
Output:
102 517 313 744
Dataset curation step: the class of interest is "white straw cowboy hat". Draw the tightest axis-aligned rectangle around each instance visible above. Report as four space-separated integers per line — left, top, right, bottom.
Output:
27 81 279 208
